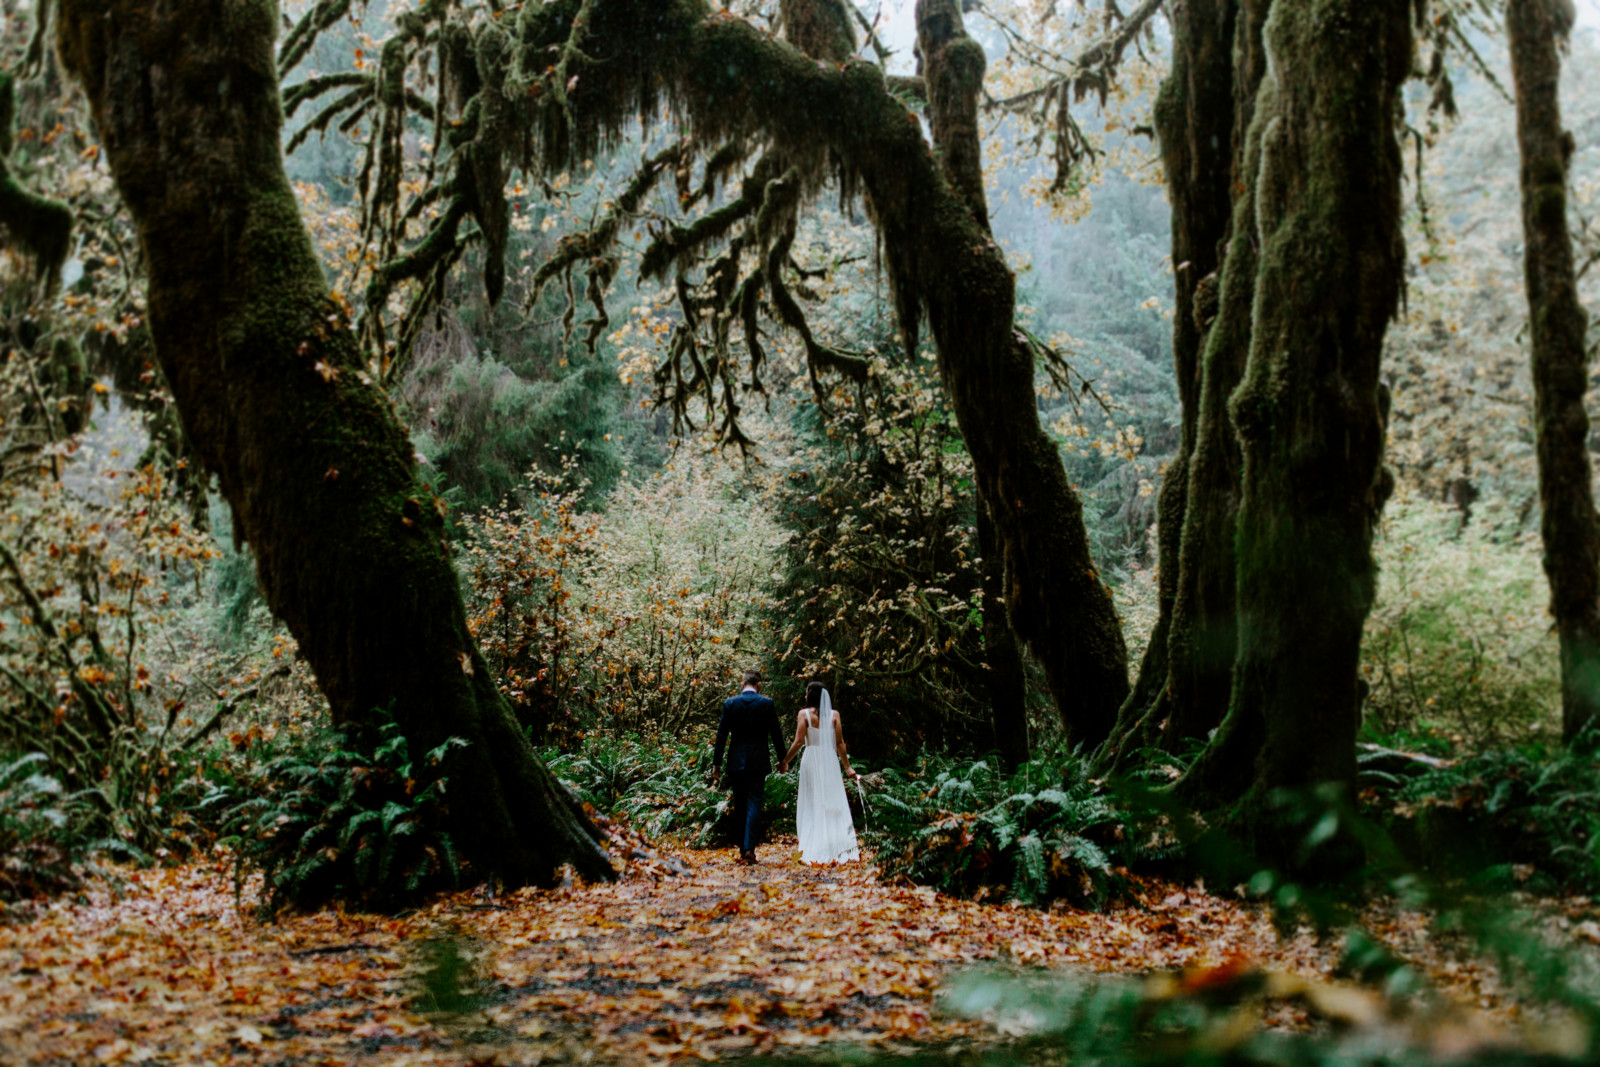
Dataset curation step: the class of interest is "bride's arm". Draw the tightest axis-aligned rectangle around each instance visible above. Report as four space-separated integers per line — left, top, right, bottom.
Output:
779 711 807 772
834 712 858 779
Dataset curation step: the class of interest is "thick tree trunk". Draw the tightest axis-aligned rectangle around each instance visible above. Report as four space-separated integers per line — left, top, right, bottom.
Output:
1508 0 1600 747
1178 0 1408 814
1098 0 1241 771
1160 0 1269 749
913 0 1128 746
57 0 614 886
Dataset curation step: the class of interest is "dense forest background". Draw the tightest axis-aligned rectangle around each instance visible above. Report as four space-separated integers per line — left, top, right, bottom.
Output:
0 0 1597 906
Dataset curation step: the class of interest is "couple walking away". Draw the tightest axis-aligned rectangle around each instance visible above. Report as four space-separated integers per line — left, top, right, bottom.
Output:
712 669 860 866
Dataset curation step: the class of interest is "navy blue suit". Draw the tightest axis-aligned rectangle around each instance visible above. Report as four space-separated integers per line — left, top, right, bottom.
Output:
714 689 786 855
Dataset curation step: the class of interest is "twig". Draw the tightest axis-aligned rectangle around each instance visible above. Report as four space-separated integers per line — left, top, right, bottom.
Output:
181 665 292 750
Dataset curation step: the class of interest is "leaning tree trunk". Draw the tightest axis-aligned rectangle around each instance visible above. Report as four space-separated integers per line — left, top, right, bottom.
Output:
57 0 614 886
914 0 1128 747
1176 0 1408 818
1508 0 1600 747
1097 0 1241 771
911 0 1031 764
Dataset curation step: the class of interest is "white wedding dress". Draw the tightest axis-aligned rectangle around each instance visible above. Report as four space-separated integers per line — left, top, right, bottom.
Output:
796 689 859 864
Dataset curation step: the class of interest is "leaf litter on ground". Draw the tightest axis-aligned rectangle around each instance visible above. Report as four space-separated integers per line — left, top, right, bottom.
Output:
0 836 1593 1064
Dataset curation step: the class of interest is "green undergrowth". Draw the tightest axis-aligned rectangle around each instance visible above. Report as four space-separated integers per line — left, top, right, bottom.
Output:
0 753 94 904
862 748 1127 908
1369 728 1600 894
545 734 1128 906
204 714 466 915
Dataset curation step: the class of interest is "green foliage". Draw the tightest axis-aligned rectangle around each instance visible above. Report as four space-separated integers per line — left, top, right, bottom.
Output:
864 748 1124 908
768 362 998 755
1383 728 1600 893
410 351 622 515
0 753 90 902
1362 494 1560 748
210 715 466 914
545 734 735 843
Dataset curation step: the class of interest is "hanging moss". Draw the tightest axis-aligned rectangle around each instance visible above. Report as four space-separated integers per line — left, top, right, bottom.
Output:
778 0 856 64
57 0 614 889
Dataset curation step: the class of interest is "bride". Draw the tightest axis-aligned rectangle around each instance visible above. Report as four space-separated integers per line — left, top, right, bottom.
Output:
779 682 860 864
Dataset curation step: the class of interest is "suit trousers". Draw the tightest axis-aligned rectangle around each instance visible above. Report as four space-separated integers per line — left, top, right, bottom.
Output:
729 770 765 854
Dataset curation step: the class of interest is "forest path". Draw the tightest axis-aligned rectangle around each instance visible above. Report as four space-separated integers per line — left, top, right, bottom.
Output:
0 838 1527 1065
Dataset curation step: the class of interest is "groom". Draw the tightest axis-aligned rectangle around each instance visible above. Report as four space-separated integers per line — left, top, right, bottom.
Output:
711 668 785 866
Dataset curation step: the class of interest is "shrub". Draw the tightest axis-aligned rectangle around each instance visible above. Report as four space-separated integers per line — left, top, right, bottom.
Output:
767 364 998 756
0 753 90 902
1361 493 1559 749
545 733 748 844
1383 729 1600 893
210 716 465 914
546 733 813 847
864 748 1125 908
462 456 781 742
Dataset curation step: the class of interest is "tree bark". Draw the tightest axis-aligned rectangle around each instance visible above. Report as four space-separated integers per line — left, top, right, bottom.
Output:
1177 0 1408 815
1508 0 1600 747
1160 0 1269 749
1097 0 1242 771
911 0 1129 746
910 0 1030 765
978 498 1030 769
57 0 614 886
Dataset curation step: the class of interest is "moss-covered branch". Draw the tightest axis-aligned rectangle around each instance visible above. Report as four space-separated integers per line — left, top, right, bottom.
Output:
507 0 1130 737
279 0 353 75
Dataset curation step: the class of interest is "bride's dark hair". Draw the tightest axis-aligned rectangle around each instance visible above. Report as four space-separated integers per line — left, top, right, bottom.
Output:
805 681 825 707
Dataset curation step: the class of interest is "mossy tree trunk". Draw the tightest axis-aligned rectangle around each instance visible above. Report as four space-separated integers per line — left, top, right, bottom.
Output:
1098 0 1243 770
913 0 1030 764
1176 0 1408 817
1508 0 1600 747
57 0 613 886
1160 0 1271 751
912 0 1128 747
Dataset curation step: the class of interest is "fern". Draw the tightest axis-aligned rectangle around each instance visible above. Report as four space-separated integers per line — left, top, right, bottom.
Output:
0 753 93 902
212 713 467 914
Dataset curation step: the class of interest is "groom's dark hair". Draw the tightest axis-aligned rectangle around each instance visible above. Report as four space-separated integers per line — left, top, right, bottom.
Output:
741 668 764 689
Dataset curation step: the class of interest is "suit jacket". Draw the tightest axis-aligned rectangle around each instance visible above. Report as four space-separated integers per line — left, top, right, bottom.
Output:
714 690 785 779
